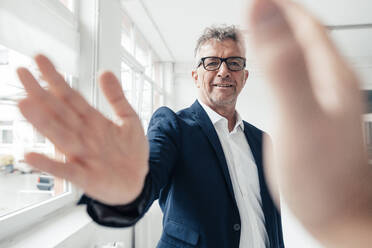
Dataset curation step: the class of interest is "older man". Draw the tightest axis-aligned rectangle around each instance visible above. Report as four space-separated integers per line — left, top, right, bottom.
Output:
17 26 283 248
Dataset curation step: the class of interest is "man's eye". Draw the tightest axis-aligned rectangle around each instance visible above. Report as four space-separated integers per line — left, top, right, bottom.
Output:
228 62 239 66
206 61 219 67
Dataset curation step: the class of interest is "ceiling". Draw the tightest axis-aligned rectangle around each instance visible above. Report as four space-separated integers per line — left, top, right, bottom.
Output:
121 0 372 63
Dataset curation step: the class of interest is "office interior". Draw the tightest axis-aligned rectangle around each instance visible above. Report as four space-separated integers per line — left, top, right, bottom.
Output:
0 0 371 247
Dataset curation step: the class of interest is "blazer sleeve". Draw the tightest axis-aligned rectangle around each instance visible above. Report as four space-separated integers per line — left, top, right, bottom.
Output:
78 107 181 227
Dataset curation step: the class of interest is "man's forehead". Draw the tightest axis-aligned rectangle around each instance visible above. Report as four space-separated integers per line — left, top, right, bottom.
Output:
197 39 245 57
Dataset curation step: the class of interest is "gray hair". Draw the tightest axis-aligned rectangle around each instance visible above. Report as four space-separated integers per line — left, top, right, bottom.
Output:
194 25 245 59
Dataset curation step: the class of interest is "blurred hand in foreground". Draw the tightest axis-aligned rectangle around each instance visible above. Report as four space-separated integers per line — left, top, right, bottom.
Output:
17 55 149 205
247 0 372 247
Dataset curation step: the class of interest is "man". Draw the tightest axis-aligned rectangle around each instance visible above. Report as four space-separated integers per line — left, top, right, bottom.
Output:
79 25 284 248
17 25 283 247
84 27 282 247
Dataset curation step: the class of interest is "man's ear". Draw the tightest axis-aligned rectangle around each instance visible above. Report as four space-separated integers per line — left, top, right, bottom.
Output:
192 70 200 88
244 69 249 82
242 69 249 88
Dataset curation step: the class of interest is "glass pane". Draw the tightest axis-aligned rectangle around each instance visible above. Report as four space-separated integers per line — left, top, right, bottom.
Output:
136 47 148 68
2 130 13 144
153 63 164 89
153 90 164 110
135 32 149 66
145 52 156 80
121 61 133 107
133 72 143 113
121 33 132 55
0 44 69 218
141 81 152 131
34 130 46 145
121 13 133 54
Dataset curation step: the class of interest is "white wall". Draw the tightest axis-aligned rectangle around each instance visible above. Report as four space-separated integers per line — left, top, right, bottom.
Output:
173 62 197 111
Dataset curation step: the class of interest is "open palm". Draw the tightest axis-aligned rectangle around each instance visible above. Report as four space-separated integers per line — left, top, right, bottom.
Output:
17 55 149 205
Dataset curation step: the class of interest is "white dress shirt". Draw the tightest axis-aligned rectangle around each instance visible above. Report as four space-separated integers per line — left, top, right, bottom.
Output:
199 101 269 248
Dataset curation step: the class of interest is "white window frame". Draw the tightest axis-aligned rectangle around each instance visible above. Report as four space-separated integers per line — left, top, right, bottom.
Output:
0 0 81 241
119 8 165 122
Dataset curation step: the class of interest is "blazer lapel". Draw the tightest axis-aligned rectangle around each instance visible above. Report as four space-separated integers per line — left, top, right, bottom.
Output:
190 100 237 203
243 122 280 247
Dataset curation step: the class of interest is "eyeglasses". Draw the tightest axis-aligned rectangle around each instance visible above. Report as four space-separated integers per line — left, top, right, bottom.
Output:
197 56 246 71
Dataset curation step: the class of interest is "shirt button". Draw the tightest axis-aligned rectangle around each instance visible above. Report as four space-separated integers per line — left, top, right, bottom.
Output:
233 224 240 231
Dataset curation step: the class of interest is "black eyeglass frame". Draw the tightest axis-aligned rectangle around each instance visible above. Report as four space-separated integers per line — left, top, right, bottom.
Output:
197 56 247 71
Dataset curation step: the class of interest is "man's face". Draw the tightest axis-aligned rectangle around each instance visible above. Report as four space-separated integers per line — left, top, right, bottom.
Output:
192 39 249 109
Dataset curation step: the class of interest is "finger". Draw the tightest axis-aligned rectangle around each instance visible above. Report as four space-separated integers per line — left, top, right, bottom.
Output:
99 71 137 120
263 134 281 209
18 98 84 157
248 0 320 119
25 152 83 184
34 54 104 123
17 67 83 131
272 0 363 113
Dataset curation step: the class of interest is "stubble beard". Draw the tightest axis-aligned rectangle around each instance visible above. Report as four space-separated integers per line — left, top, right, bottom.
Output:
209 89 237 107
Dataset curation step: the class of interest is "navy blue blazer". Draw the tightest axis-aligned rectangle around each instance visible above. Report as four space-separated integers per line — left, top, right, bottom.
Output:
81 100 284 248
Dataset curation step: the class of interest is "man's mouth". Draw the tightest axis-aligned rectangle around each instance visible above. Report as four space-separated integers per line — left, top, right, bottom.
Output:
212 84 233 88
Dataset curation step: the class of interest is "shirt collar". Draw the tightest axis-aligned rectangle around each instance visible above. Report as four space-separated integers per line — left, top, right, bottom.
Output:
198 100 244 131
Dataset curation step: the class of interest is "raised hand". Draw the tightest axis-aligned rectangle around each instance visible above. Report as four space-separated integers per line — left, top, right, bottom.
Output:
17 55 149 205
248 0 372 247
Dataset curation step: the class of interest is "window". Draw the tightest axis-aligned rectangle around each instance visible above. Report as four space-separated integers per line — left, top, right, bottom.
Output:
134 72 144 113
121 13 134 54
33 130 47 145
120 10 165 132
0 0 80 240
0 121 13 145
153 63 165 110
0 49 9 65
153 89 164 111
1 130 13 144
0 45 70 219
135 32 149 67
121 61 134 106
141 81 153 131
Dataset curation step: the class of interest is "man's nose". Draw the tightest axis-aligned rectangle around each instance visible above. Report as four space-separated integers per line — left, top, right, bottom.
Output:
217 61 231 78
